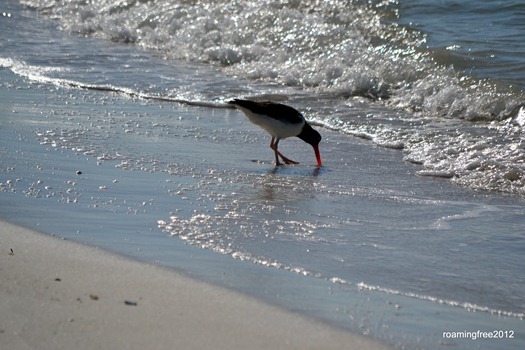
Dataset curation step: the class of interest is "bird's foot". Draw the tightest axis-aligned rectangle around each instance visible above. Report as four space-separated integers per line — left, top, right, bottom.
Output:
273 148 299 165
280 156 299 165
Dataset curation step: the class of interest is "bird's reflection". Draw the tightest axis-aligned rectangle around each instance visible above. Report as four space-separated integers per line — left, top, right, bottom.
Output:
256 165 325 201
268 165 323 177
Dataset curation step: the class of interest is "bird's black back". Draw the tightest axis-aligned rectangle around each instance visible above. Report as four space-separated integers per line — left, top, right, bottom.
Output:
228 99 304 125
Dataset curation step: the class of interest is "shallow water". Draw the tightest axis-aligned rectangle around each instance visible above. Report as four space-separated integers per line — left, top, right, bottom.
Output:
1 1 525 349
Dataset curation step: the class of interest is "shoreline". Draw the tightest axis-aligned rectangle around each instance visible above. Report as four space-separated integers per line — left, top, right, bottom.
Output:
0 219 390 350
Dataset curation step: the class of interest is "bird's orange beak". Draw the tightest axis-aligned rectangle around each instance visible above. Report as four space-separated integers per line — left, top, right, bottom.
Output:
313 145 322 167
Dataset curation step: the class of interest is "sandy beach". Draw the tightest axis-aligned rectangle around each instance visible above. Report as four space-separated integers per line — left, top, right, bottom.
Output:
0 220 390 350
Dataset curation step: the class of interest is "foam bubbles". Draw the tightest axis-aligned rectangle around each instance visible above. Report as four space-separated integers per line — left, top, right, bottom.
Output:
22 0 522 121
357 282 524 319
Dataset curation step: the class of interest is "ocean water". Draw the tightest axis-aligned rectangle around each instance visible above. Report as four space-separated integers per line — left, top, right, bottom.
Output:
1 0 525 349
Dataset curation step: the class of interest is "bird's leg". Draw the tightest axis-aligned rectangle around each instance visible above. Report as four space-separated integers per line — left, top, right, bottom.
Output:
270 138 299 165
270 137 282 166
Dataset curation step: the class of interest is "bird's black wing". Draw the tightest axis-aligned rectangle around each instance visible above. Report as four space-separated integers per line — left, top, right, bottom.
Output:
228 99 304 124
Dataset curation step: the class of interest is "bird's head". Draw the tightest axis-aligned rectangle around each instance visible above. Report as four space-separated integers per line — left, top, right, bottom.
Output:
297 123 322 166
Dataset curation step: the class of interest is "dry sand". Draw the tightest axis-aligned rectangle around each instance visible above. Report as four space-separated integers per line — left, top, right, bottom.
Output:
0 220 390 350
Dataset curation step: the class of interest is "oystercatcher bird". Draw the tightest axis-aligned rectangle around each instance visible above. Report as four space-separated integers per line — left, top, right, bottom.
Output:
228 99 322 166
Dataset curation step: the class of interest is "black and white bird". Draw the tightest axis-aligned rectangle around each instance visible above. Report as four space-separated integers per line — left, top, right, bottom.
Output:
228 99 322 166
